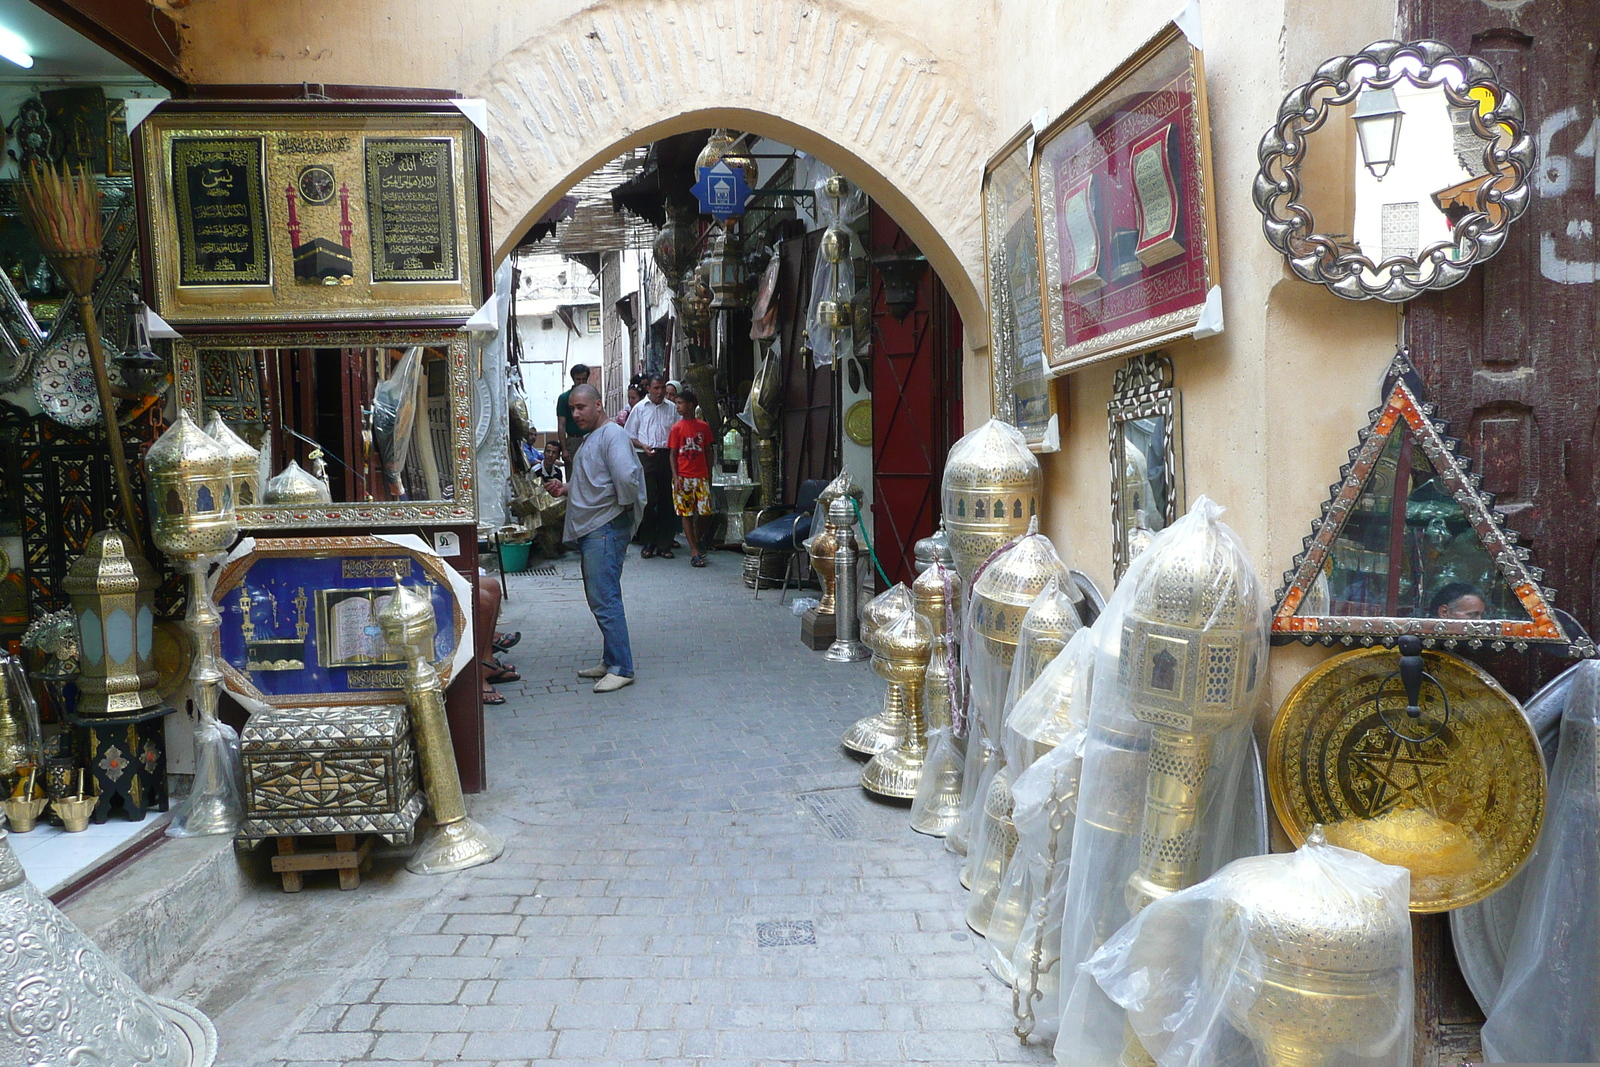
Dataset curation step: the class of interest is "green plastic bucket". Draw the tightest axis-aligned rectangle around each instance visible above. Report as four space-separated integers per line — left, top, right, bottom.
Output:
500 539 532 573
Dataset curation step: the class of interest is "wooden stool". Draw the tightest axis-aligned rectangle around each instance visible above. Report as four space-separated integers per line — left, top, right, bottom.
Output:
270 834 372 892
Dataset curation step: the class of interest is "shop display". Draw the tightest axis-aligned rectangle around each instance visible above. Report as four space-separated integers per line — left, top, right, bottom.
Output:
1109 352 1183 580
1449 664 1568 1013
0 826 218 1065
1035 24 1219 373
1479 661 1600 1062
861 606 934 799
842 584 914 755
982 126 1059 452
1083 831 1413 1067
1255 40 1533 301
941 419 1041 582
1054 498 1269 1066
146 411 242 836
1276 351 1589 655
135 103 487 327
62 529 161 716
375 580 500 874
1269 643 1544 912
176 331 475 529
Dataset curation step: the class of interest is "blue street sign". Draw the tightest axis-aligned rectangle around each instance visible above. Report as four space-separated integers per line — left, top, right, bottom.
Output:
691 161 751 219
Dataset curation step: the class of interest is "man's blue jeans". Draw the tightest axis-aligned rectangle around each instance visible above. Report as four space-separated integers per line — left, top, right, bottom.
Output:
579 512 635 677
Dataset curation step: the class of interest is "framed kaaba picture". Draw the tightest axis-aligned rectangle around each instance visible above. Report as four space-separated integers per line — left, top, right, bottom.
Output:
133 101 489 330
1035 24 1219 373
982 125 1061 453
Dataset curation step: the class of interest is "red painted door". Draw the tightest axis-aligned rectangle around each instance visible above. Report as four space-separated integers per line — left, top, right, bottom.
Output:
869 203 964 586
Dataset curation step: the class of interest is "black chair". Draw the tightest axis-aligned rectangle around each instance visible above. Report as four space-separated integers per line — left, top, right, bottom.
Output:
743 478 828 602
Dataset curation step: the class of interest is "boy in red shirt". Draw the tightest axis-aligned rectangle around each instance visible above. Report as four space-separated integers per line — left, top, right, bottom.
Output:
668 390 714 567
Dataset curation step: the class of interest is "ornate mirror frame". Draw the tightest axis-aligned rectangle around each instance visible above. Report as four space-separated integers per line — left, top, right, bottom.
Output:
1274 352 1592 657
1254 39 1534 302
982 123 1060 452
174 328 475 529
1109 351 1184 581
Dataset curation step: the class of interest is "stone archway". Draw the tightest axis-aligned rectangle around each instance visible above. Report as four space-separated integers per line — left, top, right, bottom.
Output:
471 0 993 335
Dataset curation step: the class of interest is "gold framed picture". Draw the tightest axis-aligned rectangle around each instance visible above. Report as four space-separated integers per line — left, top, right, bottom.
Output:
1034 24 1220 373
982 124 1061 453
134 102 488 329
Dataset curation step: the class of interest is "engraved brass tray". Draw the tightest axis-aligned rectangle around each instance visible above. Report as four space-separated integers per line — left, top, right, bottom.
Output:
1269 647 1545 912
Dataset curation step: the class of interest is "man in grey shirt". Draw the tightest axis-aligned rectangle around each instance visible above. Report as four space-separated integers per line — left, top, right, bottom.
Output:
544 384 645 693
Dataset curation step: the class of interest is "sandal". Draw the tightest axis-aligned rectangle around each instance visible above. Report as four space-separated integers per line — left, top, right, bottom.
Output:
482 661 521 683
482 688 506 706
691 555 707 568
493 631 521 652
658 549 675 560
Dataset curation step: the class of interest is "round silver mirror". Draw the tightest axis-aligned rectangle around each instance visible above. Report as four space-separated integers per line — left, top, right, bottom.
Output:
1254 39 1534 302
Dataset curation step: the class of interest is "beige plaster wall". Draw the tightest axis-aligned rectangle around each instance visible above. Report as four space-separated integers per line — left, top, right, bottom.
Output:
174 0 1405 718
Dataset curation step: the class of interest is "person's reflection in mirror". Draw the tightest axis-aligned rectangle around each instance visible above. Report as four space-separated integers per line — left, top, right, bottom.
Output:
1429 582 1486 620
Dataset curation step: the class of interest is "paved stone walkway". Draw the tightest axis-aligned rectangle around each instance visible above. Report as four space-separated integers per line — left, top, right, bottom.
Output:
164 547 1051 1067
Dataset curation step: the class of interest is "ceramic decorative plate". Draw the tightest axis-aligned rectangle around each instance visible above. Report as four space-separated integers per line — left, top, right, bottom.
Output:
1269 647 1546 912
32 334 100 428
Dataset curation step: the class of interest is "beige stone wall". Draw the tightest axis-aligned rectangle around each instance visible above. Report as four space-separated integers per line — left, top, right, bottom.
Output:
175 0 1407 717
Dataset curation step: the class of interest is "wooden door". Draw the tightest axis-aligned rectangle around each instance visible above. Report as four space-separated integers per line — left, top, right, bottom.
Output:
868 203 964 586
1397 2 1598 1063
778 228 835 503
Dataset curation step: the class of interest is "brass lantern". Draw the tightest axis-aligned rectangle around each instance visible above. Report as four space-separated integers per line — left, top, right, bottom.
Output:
1122 514 1262 916
942 420 1041 582
707 223 749 310
696 128 758 188
263 459 332 506
653 202 699 288
1209 833 1412 1067
841 584 914 756
63 530 161 715
968 519 1070 736
861 606 934 799
204 411 261 509
145 410 238 559
913 524 954 575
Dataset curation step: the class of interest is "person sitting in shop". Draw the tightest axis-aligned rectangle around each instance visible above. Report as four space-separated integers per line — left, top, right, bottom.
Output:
1429 581 1487 620
555 363 591 468
543 384 645 693
627 374 681 559
668 388 715 568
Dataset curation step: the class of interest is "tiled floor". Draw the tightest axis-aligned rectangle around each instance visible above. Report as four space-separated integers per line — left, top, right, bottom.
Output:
12 810 167 895
163 545 1051 1067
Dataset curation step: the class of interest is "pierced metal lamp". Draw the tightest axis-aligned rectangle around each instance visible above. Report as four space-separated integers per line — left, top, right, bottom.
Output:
377 580 503 874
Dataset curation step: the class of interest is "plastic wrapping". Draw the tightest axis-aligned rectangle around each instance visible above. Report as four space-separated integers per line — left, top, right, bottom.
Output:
1083 834 1414 1067
988 625 1099 987
1054 497 1271 1065
0 649 44 772
372 345 424 497
167 715 244 838
1481 660 1600 1062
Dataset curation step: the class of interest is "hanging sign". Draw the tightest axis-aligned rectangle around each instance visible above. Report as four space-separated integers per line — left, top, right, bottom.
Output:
691 160 750 219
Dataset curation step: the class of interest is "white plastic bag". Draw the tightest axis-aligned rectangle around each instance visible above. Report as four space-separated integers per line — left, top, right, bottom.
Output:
1084 833 1414 1067
791 597 819 616
1054 497 1271 1066
167 715 244 838
1482 660 1600 1062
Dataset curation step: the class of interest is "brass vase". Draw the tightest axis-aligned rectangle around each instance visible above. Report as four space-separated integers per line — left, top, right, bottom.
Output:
942 420 1040 582
840 584 912 754
377 581 503 874
862 606 934 798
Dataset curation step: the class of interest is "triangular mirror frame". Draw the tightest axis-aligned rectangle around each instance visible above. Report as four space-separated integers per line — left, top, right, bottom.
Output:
1274 350 1594 658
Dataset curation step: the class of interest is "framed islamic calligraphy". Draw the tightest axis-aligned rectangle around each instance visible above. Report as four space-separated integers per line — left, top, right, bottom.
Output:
982 125 1060 452
134 102 487 330
1034 24 1220 373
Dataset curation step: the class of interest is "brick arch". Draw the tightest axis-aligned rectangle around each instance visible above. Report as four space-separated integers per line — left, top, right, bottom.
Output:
470 0 992 334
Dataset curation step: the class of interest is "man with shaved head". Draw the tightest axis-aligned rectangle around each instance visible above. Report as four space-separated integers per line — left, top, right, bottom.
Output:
544 383 646 693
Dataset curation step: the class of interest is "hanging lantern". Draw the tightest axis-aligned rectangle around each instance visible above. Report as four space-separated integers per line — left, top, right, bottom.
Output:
145 410 238 559
204 410 262 509
821 226 851 265
113 298 167 399
707 224 749 310
652 202 699 288
677 265 713 334
63 530 161 716
696 128 758 187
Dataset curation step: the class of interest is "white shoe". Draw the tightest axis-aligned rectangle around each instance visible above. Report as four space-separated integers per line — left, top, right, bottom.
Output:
593 673 634 693
576 663 608 679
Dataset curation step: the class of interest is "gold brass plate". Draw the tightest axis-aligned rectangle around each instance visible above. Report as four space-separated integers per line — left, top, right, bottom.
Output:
1269 648 1544 912
845 399 873 447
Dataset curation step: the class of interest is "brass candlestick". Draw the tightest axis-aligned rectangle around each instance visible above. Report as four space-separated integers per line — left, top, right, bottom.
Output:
861 606 934 798
377 581 502 874
841 583 913 754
